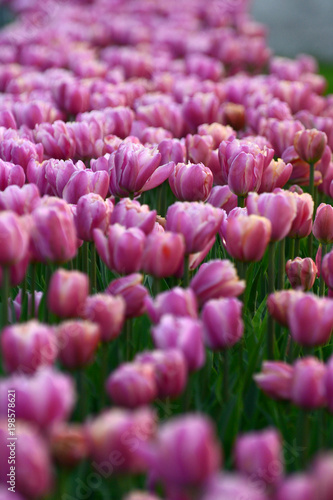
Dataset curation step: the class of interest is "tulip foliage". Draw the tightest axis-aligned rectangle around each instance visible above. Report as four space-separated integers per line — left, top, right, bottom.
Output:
1 1 333 500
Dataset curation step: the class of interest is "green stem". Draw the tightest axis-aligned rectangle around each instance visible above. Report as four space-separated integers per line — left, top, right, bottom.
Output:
319 244 327 296
101 343 109 409
44 264 52 323
290 238 295 261
237 196 245 208
30 263 36 319
82 241 89 277
295 238 301 258
152 276 161 297
183 254 190 288
222 350 229 403
90 242 97 293
267 242 275 359
1 266 10 328
278 238 286 290
297 409 309 468
125 320 132 361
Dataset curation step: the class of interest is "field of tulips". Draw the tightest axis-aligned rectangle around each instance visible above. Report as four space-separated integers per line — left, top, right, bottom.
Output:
1 0 333 499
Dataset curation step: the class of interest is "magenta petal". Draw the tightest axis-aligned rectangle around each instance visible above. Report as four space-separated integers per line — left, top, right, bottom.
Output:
140 162 175 193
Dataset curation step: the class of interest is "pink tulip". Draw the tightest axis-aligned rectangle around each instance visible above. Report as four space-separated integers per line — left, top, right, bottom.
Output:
262 118 304 157
109 142 173 197
62 169 109 204
135 349 188 399
47 269 89 318
44 158 84 197
291 357 326 409
294 128 327 164
185 134 213 165
313 203 333 244
80 294 125 342
26 158 53 196
183 92 219 133
198 122 236 149
106 362 158 408
0 183 40 215
0 159 25 190
286 257 317 291
311 453 333 500
145 415 221 488
49 423 88 467
224 214 272 262
145 287 198 324
151 315 205 371
287 293 333 346
34 120 76 159
274 474 316 500
247 190 297 242
111 198 156 235
1 320 57 374
169 162 213 201
106 273 148 318
234 428 284 487
75 193 113 241
0 211 29 266
254 361 294 400
85 407 157 473
202 298 244 350
190 260 245 307
165 201 224 254
206 185 238 214
0 367 76 428
258 158 293 193
52 78 90 115
0 421 53 499
157 138 186 164
141 231 185 278
287 192 314 239
201 473 269 500
94 224 146 274
0 137 43 171
56 320 101 369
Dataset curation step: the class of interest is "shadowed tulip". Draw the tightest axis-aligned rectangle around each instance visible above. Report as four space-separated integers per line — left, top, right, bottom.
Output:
291 357 326 409
254 361 294 400
94 224 146 274
311 453 333 500
286 257 317 291
49 423 88 467
202 298 244 350
56 320 101 369
274 474 316 500
169 162 213 201
190 260 245 306
80 294 125 342
47 269 89 318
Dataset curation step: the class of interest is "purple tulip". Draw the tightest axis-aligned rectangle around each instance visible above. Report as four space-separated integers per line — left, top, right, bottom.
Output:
56 320 101 369
202 298 244 350
0 183 40 215
291 357 326 409
254 361 294 400
75 193 114 241
169 162 213 201
106 273 148 318
145 287 198 324
80 294 125 342
0 159 25 190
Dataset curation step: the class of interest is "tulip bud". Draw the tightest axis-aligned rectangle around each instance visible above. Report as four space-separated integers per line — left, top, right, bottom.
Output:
94 224 146 274
1 320 57 374
80 294 125 342
141 231 185 278
287 192 313 239
111 198 156 235
224 215 272 262
258 158 292 193
169 162 213 202
291 357 326 409
151 315 205 371
294 128 327 164
190 260 245 307
145 287 198 324
313 203 333 244
56 320 101 369
197 122 236 149
135 349 188 398
286 257 317 291
254 361 294 400
47 269 89 318
234 428 284 487
106 273 148 318
106 362 158 408
75 193 113 241
202 298 244 350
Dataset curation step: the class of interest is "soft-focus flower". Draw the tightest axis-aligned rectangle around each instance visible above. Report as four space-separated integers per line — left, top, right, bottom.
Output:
106 273 148 318
141 231 185 278
0 183 40 215
202 298 244 350
49 423 88 467
274 474 316 500
0 211 29 267
56 320 101 369
311 453 333 500
291 357 327 409
0 159 25 190
294 128 327 164
254 361 294 400
75 193 114 241
185 134 213 165
34 120 76 159
145 287 198 324
224 214 271 262
80 294 125 342
47 269 89 318
312 203 333 244
286 257 317 291
206 185 238 214
287 192 314 239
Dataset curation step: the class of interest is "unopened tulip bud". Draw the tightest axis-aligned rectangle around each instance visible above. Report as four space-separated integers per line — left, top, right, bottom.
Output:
80 294 125 342
225 215 272 262
234 428 284 487
106 273 148 318
111 198 156 235
313 203 333 244
254 361 294 400
145 287 198 324
151 315 205 372
286 257 317 291
294 128 327 164
190 260 245 306
75 193 113 241
291 357 326 409
169 162 213 202
288 192 314 239
202 298 244 350
1 320 57 374
47 269 89 318
56 320 101 369
141 231 185 278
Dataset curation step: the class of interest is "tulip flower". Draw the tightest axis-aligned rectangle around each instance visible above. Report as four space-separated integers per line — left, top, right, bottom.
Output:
106 273 148 318
206 185 238 214
202 298 244 350
234 428 284 487
94 224 146 274
312 203 333 244
262 118 304 157
258 158 293 193
0 159 25 190
291 357 326 409
63 169 109 204
49 423 88 467
34 120 76 159
111 198 156 235
106 362 158 408
0 183 40 215
294 128 328 164
287 192 314 239
56 320 101 369
224 214 272 262
197 122 236 149
0 137 43 171
274 474 316 500
145 287 198 324
157 138 186 165
44 158 84 197
0 211 29 266
254 361 294 400
201 473 269 500
141 231 185 278
47 269 89 318
75 193 114 241
190 260 245 306
80 294 125 342
85 407 157 473
311 454 333 500
151 315 205 371
286 257 317 291
165 201 224 254
169 162 213 202
185 134 213 165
